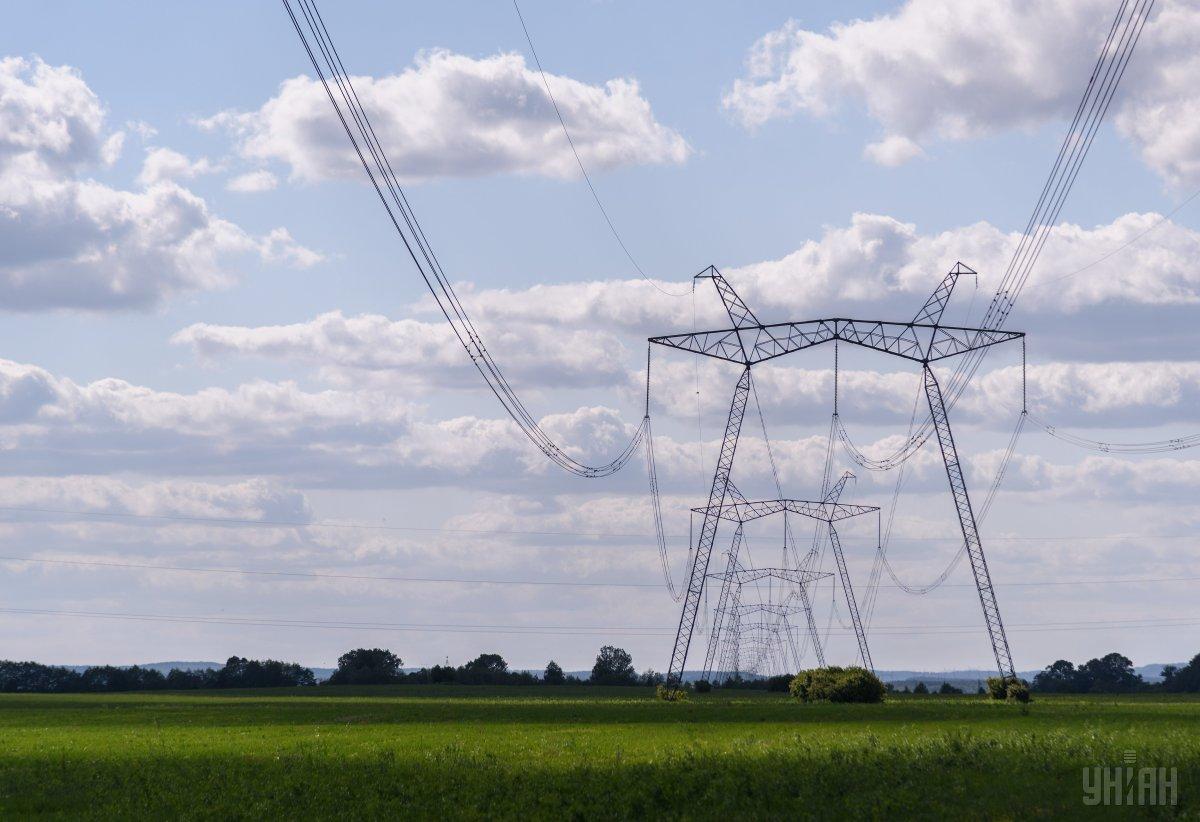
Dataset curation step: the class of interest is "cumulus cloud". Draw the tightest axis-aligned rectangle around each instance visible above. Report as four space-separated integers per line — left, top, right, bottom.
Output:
862 135 925 166
0 56 319 310
421 212 1200 332
0 356 649 489
225 169 278 193
201 49 691 183
172 310 630 389
0 475 310 522
723 1 1200 183
136 147 218 186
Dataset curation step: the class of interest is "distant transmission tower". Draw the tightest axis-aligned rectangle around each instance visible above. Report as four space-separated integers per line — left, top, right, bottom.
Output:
699 473 878 680
651 265 1026 686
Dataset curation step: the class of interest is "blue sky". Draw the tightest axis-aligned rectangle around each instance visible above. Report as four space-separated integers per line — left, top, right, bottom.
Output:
0 0 1198 676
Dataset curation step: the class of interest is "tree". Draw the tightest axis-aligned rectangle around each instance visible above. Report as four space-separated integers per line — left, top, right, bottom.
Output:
215 657 314 688
460 653 509 684
543 660 565 685
590 645 636 685
1033 659 1086 693
638 668 665 686
1081 652 1142 693
1162 654 1200 692
328 648 404 685
938 682 963 695
913 681 929 694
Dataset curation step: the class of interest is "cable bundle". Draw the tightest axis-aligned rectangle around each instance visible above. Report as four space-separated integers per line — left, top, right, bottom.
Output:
282 0 645 478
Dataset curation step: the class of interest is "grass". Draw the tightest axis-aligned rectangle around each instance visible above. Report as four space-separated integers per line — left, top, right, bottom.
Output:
1 686 1197 819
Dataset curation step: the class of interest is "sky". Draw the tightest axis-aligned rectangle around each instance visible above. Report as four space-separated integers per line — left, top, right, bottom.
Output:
1 0 1198 676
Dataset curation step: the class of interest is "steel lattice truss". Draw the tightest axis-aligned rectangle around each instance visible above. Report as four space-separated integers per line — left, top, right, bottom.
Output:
652 263 1024 687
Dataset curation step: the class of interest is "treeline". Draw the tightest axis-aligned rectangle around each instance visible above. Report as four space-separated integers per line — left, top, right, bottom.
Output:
0 656 315 693
1032 652 1200 693
0 644 652 694
328 645 656 686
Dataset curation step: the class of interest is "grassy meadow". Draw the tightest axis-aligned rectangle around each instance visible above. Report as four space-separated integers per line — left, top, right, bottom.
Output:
0 686 1197 819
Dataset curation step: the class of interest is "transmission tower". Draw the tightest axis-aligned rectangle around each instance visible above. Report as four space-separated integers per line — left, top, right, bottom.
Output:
696 475 878 678
651 264 1025 686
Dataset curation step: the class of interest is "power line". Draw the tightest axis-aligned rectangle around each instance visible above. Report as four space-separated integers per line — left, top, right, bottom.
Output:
0 502 1194 545
8 554 1200 593
6 605 1200 639
0 607 671 637
0 555 673 589
510 0 690 298
282 0 646 478
1027 185 1200 290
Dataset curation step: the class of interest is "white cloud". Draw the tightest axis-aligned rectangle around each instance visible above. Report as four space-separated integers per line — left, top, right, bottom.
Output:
724 1 1200 185
172 310 630 390
0 475 310 522
0 56 320 310
432 212 1200 332
225 169 278 193
0 356 646 489
201 49 691 183
136 147 218 186
862 135 925 166
0 56 108 170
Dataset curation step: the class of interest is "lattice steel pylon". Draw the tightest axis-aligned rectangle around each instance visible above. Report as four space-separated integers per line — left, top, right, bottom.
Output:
700 470 878 676
695 478 877 679
651 263 1024 686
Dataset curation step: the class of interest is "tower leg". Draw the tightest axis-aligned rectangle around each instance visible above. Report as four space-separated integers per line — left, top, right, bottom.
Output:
795 583 826 668
702 524 743 681
828 524 873 670
715 585 742 683
666 367 752 687
923 366 1016 680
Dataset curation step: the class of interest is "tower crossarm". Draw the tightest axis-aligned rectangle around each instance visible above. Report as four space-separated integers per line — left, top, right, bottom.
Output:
650 319 1022 366
707 566 832 587
732 603 807 617
692 498 877 524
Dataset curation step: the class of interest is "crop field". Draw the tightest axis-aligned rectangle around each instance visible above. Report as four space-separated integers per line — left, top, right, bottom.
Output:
0 686 1197 819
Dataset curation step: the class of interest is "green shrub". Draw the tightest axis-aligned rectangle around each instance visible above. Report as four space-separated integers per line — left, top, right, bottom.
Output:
655 684 688 702
986 676 1032 702
766 675 792 692
693 679 712 693
986 677 1008 700
789 667 884 704
1006 680 1032 703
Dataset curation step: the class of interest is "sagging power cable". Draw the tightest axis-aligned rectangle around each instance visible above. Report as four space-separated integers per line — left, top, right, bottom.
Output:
510 0 690 298
282 0 644 478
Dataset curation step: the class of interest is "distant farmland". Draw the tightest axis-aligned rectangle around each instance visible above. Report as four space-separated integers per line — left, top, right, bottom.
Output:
0 687 1197 818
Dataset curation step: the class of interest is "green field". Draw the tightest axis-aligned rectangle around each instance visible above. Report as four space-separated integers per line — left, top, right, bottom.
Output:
0 686 1196 819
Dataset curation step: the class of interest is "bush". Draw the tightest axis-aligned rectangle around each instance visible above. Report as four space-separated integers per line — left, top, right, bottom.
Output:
693 679 712 693
789 667 885 704
987 676 1032 702
766 674 792 693
986 677 1008 700
1006 680 1032 703
655 684 688 702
